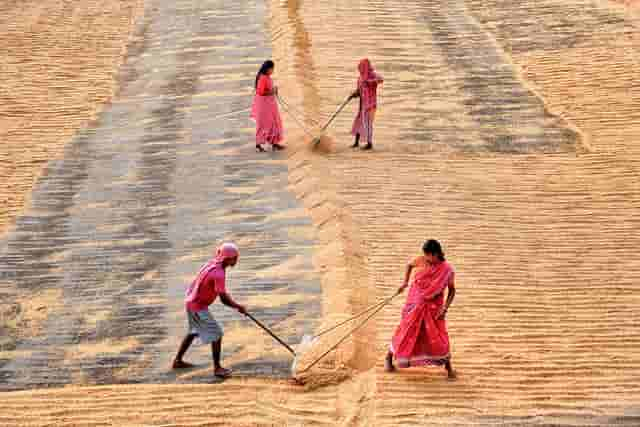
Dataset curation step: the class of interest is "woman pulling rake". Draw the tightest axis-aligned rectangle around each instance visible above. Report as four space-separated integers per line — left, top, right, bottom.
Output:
386 239 457 379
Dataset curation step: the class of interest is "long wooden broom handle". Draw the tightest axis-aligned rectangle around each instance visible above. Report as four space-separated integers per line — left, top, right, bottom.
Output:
313 291 400 339
245 312 296 356
296 291 401 374
320 96 352 132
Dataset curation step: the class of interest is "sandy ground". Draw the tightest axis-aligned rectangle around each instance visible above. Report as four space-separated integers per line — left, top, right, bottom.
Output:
0 0 143 236
268 0 640 424
0 0 321 390
2 0 640 426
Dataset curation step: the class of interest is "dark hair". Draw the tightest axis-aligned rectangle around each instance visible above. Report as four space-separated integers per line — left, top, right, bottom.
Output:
255 60 275 89
422 239 445 261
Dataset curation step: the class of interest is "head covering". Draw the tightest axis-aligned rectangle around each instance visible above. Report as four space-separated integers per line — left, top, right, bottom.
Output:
215 242 239 264
185 242 239 302
356 58 383 114
358 58 375 81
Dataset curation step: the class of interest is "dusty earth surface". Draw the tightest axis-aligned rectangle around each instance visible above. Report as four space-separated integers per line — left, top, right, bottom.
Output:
1 0 640 426
0 0 143 237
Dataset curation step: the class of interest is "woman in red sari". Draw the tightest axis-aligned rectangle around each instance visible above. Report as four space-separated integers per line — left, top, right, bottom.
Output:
251 60 285 152
350 58 383 150
386 239 457 379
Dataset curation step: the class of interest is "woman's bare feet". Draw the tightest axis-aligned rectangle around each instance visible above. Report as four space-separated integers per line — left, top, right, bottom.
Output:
214 367 233 378
384 352 396 372
445 360 457 380
352 134 361 148
172 360 195 369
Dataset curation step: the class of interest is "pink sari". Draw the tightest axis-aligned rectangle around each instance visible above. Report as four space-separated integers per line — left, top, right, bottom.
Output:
390 260 454 367
251 75 284 146
351 58 383 143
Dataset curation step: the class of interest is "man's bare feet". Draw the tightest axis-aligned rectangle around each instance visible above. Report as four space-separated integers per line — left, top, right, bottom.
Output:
214 367 233 378
172 360 195 370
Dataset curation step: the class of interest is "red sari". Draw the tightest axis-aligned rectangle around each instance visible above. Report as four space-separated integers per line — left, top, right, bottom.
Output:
351 58 383 144
251 75 284 147
390 260 454 367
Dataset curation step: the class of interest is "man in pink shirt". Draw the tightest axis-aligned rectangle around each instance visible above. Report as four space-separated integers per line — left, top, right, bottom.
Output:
172 242 247 378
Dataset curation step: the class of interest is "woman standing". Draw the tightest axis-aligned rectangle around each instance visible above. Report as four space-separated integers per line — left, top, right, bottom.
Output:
386 239 457 379
350 58 383 150
251 60 285 151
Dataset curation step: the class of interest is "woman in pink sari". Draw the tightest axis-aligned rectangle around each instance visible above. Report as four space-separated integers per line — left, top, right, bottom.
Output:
386 239 457 379
251 60 285 152
350 58 383 150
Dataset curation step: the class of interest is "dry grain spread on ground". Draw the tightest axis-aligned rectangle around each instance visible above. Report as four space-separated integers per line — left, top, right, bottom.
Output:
1 0 639 426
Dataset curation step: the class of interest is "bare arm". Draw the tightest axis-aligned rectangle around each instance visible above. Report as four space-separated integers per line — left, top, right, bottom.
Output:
219 292 247 314
398 263 414 293
437 276 456 319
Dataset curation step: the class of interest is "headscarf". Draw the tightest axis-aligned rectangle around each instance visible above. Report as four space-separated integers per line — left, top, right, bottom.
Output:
214 242 240 265
358 58 382 84
357 58 383 112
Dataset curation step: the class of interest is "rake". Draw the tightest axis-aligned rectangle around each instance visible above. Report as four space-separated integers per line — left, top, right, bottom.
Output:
245 290 401 376
245 312 296 356
291 289 401 374
310 95 353 146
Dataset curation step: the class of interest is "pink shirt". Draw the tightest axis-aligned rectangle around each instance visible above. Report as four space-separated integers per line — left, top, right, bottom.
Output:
185 266 226 312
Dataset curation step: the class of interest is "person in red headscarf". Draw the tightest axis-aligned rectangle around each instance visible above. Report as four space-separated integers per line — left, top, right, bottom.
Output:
386 239 457 379
172 242 247 379
350 58 384 150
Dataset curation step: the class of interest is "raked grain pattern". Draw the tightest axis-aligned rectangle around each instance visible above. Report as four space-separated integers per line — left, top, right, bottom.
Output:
1 0 639 426
272 0 640 425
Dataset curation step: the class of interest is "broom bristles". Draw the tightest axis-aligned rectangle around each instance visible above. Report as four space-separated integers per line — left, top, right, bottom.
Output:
291 335 317 376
